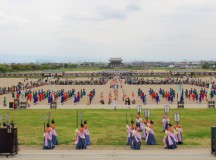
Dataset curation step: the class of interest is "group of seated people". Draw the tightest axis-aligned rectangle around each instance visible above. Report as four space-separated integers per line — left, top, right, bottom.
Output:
125 77 216 89
0 78 46 95
49 78 109 85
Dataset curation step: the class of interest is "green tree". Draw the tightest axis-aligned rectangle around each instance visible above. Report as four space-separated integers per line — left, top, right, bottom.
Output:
0 64 12 73
202 62 210 69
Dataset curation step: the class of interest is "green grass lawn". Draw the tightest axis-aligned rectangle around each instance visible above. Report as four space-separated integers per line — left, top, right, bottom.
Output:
0 109 216 147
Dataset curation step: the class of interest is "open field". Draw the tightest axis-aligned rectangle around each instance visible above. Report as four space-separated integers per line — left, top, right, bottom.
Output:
0 109 216 148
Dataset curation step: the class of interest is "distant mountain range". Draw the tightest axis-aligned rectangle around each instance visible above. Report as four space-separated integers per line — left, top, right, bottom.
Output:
0 53 215 64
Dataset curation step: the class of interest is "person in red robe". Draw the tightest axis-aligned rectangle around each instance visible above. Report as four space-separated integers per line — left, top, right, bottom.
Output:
40 93 43 102
201 92 205 100
165 92 168 100
54 92 57 101
30 93 32 101
192 93 195 101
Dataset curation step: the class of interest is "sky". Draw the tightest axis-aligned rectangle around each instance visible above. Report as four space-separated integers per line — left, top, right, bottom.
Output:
0 0 216 63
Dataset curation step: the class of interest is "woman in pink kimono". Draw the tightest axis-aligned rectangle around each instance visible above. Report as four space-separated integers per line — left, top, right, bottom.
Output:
75 124 87 149
50 119 59 145
126 120 135 146
163 123 177 149
174 123 183 144
43 123 55 149
83 121 91 146
131 124 141 150
145 120 157 145
162 115 169 132
141 118 150 139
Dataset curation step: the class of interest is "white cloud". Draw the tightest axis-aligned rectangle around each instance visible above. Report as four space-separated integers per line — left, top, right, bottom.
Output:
126 3 141 12
0 0 216 62
0 11 29 29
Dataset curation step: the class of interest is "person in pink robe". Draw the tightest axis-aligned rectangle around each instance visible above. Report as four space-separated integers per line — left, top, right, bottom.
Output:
43 123 55 149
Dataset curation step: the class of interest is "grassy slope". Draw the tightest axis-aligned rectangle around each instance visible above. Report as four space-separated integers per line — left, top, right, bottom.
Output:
0 109 215 147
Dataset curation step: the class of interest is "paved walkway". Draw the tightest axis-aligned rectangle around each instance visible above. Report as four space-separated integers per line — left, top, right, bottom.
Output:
0 148 215 160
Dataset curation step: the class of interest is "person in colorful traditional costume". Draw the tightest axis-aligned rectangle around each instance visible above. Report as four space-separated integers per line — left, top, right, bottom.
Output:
145 120 157 145
83 120 91 146
126 120 135 146
50 119 59 145
131 124 141 150
163 123 177 149
75 124 87 149
43 123 55 149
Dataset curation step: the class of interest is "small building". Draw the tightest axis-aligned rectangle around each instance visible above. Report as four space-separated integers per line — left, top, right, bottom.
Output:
42 70 64 77
174 61 202 69
108 58 123 67
174 61 189 68
168 65 174 68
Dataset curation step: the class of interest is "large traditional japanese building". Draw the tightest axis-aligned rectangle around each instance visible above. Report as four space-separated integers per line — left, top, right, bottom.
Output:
108 58 123 67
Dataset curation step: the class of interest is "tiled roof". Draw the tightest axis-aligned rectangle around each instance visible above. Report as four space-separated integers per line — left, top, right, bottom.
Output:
109 58 123 61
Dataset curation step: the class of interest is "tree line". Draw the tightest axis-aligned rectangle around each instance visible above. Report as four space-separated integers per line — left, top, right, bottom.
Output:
201 62 216 69
0 63 77 73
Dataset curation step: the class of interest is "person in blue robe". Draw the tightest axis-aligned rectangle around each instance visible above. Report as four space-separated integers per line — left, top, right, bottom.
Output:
156 94 160 104
199 94 202 103
149 88 152 95
50 119 59 145
92 89 96 97
43 123 55 150
143 95 146 104
146 121 157 145
75 124 87 149
74 94 77 104
72 89 75 96
61 95 64 104
83 89 86 96
83 121 91 146
48 95 52 103
131 124 141 150
180 90 184 103
163 123 177 149
127 121 134 146
159 88 162 95
169 95 173 103
34 94 38 104
195 94 199 102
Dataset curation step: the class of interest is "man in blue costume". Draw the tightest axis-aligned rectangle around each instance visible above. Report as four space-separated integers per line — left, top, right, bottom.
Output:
155 93 160 104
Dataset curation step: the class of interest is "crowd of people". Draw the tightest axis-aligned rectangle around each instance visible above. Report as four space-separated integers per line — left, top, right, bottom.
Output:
125 77 216 89
0 77 109 97
126 110 183 150
43 116 91 150
50 77 109 85
10 88 96 106
121 87 216 105
0 78 46 95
